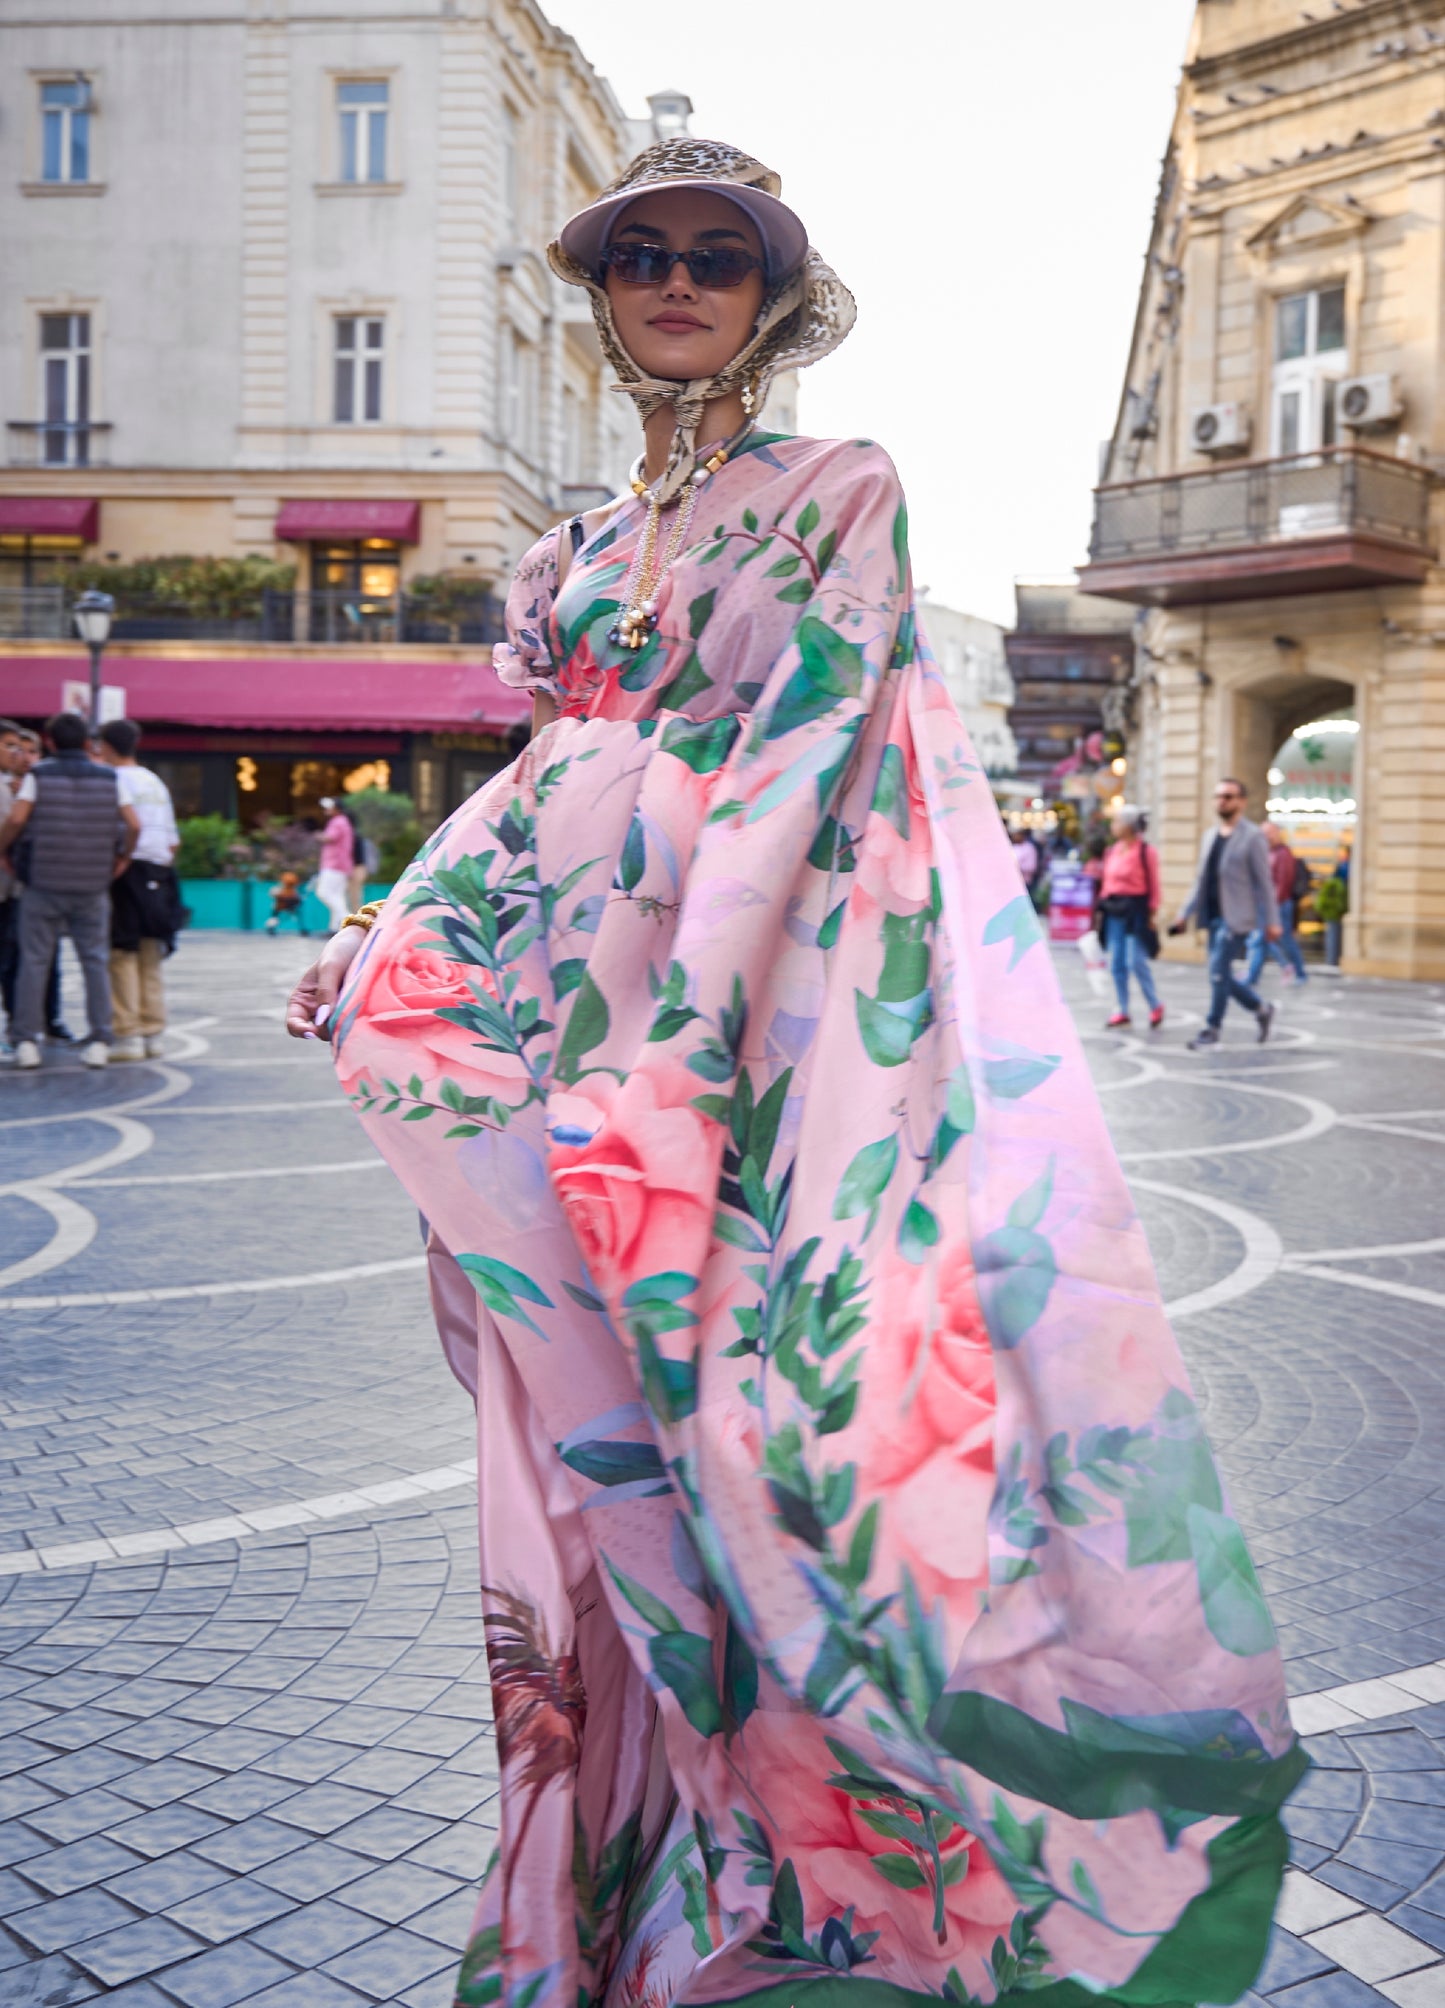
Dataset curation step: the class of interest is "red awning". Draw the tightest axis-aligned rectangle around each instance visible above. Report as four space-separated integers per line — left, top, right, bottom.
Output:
0 652 529 734
274 499 421 543
0 496 99 541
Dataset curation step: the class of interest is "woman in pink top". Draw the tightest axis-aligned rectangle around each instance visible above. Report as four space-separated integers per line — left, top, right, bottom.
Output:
314 795 354 934
1099 806 1164 1028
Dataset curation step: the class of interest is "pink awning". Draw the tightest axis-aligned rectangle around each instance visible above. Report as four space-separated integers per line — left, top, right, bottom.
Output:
0 652 529 733
0 496 99 541
275 499 421 543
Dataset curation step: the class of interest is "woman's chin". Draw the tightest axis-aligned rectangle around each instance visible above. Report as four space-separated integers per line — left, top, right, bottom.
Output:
625 338 733 382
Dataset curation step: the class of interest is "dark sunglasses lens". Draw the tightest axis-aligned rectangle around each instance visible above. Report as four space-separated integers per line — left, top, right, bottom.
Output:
604 245 756 288
605 245 672 284
688 248 753 288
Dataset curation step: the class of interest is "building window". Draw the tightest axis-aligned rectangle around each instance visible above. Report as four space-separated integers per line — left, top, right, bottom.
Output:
1272 285 1346 457
333 316 384 423
338 80 388 184
41 77 92 184
40 311 91 465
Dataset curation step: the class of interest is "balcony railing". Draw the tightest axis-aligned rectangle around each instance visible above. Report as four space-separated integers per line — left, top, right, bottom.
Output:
1080 446 1435 607
0 584 503 647
6 421 113 468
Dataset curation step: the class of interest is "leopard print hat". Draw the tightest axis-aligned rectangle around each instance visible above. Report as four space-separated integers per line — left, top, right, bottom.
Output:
550 138 857 503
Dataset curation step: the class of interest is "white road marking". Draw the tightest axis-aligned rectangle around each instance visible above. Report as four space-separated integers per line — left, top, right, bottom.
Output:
72 1156 386 1188
0 1252 428 1311
1130 1177 1284 1320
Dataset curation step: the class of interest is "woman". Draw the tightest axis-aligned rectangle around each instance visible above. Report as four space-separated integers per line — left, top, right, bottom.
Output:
287 141 1299 2008
1098 808 1164 1031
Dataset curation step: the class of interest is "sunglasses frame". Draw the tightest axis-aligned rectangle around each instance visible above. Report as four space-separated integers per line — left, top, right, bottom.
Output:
600 242 766 291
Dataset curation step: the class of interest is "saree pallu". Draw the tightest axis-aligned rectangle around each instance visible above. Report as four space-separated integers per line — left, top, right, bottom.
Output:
331 433 1304 2008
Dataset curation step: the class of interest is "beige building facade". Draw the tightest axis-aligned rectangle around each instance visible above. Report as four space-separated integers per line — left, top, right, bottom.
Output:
917 596 1019 780
1081 0 1445 978
0 0 691 599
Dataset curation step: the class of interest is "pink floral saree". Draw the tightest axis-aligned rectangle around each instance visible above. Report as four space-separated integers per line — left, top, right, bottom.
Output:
331 433 1303 2008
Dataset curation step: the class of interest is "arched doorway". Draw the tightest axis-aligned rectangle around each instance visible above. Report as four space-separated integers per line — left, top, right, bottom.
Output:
1230 669 1357 963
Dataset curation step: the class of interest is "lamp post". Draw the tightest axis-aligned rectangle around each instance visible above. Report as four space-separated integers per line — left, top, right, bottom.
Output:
72 589 114 730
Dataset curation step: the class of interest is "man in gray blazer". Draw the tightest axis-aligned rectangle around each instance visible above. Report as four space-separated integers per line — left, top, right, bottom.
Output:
1171 777 1282 1050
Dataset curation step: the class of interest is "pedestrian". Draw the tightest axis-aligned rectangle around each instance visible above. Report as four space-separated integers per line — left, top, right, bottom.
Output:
1171 776 1281 1049
1011 825 1040 886
1098 805 1164 1029
6 727 74 1043
0 711 138 1070
344 805 369 912
93 718 182 1060
314 795 353 934
265 870 308 936
286 141 1298 2004
1245 820 1309 987
0 717 25 1059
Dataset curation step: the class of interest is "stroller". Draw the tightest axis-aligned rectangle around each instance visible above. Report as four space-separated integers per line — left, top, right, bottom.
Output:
265 871 309 937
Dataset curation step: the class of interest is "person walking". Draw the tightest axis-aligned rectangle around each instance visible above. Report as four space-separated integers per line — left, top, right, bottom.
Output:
314 795 353 934
1245 820 1309 988
1098 806 1164 1029
6 726 75 1043
94 718 182 1060
1172 776 1281 1049
0 712 137 1069
0 717 25 1059
284 141 1299 2005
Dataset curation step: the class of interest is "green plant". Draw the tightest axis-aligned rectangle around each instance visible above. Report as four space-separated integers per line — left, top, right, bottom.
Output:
405 571 495 640
68 554 297 618
1314 876 1348 923
378 820 423 882
345 788 422 882
246 815 321 883
175 815 250 880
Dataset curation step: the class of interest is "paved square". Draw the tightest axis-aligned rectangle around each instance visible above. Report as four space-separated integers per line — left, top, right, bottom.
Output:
4 932 1445 2002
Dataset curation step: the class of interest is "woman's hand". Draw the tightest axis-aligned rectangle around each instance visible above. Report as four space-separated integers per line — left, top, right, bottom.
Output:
285 926 365 1040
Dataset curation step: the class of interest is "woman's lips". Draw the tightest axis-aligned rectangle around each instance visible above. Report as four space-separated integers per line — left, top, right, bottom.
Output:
648 313 707 332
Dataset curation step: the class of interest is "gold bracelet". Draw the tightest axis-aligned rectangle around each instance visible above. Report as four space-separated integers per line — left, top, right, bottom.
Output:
341 899 387 933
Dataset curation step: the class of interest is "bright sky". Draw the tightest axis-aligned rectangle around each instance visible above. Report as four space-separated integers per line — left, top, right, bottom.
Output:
545 0 1197 625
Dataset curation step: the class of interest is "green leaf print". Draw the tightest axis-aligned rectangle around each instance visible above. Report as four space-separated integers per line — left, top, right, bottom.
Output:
983 1052 1061 1101
688 587 716 637
553 970 609 1085
660 715 740 774
723 1613 759 1731
975 1223 1056 1348
1008 1160 1055 1232
605 1557 682 1635
833 1136 899 1219
454 1255 554 1342
870 1852 929 1891
855 991 919 1068
765 554 803 578
816 527 838 574
898 1196 941 1265
891 499 910 594
657 648 714 709
551 957 586 1000
649 1631 724 1738
454 1924 503 2007
742 507 758 533
871 744 911 838
635 1329 699 1425
764 617 866 740
775 575 813 603
982 893 1043 972
558 1439 669 1492
616 815 646 892
1189 1504 1277 1657
1124 1394 1225 1567
796 497 821 539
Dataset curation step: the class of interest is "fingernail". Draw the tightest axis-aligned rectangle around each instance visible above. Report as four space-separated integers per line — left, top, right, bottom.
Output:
315 1004 332 1028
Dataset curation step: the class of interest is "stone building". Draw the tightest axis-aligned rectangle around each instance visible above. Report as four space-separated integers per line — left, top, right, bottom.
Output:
1005 581 1134 809
917 596 1019 781
1080 0 1445 978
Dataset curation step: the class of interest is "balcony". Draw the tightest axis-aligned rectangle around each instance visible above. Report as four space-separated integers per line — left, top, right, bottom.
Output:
6 421 113 468
0 586 503 647
1079 446 1435 607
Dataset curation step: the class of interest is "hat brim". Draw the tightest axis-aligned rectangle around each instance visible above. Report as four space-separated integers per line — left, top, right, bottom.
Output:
558 179 808 285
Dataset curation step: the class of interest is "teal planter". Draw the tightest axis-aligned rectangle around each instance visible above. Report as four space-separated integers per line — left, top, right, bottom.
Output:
179 879 394 932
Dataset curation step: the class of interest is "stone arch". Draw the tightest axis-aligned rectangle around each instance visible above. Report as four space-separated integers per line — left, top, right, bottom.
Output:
1226 667 1356 814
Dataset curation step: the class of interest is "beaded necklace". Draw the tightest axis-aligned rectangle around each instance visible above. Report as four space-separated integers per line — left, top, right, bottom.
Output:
607 421 754 651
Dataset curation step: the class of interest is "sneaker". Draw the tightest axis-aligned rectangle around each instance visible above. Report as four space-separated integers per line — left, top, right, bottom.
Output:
1149 1005 1166 1029
46 1020 76 1043
1106 1012 1131 1029
111 1036 145 1062
14 1040 41 1069
1257 1001 1275 1044
144 1035 166 1058
0 1039 13 1065
1187 1027 1221 1050
80 1040 108 1068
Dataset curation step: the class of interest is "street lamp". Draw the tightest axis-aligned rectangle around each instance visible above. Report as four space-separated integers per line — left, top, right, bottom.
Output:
72 589 114 730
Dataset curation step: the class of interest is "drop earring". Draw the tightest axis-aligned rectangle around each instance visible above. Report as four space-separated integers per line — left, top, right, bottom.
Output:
741 381 757 417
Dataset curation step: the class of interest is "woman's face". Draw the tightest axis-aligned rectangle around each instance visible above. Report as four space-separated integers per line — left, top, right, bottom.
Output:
1111 817 1136 843
602 188 767 383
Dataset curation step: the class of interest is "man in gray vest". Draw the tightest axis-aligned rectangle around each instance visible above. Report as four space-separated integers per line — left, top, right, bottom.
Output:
0 712 138 1070
1169 776 1282 1050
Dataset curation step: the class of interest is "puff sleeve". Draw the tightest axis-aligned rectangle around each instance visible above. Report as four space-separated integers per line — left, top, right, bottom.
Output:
492 524 563 694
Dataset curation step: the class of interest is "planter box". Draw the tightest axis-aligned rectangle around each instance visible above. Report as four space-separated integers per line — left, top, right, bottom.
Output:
179 879 394 932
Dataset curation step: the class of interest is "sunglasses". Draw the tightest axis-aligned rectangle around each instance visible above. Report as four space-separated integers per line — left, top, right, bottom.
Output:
601 242 764 290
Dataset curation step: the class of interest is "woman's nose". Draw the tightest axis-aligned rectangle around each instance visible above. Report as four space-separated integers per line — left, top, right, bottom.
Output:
659 256 699 298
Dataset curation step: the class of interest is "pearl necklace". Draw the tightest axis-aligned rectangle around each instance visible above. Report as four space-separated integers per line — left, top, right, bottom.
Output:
607 423 754 652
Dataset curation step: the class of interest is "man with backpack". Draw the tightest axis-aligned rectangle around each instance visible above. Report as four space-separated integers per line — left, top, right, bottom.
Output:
1245 821 1310 987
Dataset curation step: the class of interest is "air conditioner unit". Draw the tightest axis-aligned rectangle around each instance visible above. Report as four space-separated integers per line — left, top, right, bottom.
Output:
1338 373 1403 431
1190 402 1251 456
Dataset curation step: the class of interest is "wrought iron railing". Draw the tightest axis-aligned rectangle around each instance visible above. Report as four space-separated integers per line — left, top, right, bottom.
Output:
0 585 69 639
1090 446 1433 564
6 420 113 468
0 585 503 648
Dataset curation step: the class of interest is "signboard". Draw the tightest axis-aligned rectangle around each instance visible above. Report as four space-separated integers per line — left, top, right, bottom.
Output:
60 682 126 724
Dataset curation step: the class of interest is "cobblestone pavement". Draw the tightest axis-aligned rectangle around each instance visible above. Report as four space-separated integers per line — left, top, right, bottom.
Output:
4 932 1445 2006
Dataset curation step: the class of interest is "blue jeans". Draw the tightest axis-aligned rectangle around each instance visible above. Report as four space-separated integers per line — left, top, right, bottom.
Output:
1110 925 1160 1016
1245 898 1307 984
1207 920 1263 1030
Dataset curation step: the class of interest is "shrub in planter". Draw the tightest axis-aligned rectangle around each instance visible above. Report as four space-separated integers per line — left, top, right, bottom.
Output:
69 554 297 619
175 815 250 879
346 788 422 882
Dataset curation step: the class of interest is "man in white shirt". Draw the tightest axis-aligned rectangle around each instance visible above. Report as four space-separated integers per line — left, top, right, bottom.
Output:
95 719 181 1060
